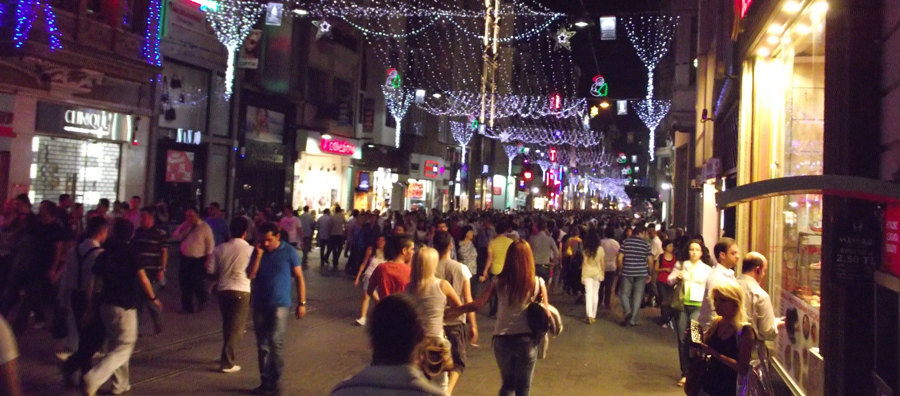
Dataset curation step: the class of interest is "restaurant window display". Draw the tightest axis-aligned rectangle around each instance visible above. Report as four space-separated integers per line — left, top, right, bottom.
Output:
746 3 827 395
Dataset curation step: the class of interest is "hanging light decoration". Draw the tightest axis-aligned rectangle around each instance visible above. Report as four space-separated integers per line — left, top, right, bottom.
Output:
382 76 413 148
143 0 163 65
624 15 678 99
13 0 63 51
504 144 520 178
205 0 260 99
632 98 672 162
451 120 476 164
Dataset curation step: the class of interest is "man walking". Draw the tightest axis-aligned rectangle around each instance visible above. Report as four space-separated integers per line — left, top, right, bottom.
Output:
278 205 303 250
698 237 740 329
329 207 348 270
366 235 414 303
205 203 230 247
250 222 307 396
528 222 559 284
207 217 260 374
316 209 332 268
480 221 514 318
131 206 168 334
298 206 315 269
173 207 215 313
617 225 654 326
433 232 476 394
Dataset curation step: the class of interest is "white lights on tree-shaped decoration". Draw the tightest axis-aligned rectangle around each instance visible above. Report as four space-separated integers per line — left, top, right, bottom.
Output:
205 0 260 99
632 98 672 162
382 83 413 148
450 120 475 163
624 15 678 99
504 144 520 177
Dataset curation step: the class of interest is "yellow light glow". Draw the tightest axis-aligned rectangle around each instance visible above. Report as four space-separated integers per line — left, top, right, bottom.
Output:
599 101 610 109
767 36 779 45
783 0 802 12
757 47 771 57
590 106 600 117
781 36 792 44
768 23 784 34
811 1 828 14
795 24 811 35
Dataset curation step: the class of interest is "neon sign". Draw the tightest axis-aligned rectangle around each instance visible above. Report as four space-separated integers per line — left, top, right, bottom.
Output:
424 160 440 178
736 0 752 18
189 0 219 11
320 138 356 156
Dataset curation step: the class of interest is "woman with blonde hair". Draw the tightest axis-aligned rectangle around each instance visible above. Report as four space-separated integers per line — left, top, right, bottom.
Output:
447 240 547 396
405 247 463 393
693 280 754 396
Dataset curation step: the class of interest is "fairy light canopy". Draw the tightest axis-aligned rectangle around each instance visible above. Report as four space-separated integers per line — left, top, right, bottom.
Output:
204 0 260 99
623 15 679 99
632 98 672 162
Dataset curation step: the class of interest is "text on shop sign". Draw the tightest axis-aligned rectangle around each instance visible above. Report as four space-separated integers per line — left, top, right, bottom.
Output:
883 205 900 277
320 139 356 156
64 109 112 138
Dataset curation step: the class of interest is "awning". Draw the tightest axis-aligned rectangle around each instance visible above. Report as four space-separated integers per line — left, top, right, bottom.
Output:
716 175 900 208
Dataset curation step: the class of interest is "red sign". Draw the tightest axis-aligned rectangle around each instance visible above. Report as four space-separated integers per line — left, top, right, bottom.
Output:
320 138 356 156
424 160 440 178
0 111 13 137
549 147 557 163
492 186 502 195
884 205 900 277
736 0 753 18
165 150 194 183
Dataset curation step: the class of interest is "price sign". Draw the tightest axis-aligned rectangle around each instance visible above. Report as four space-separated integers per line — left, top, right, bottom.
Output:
833 218 881 283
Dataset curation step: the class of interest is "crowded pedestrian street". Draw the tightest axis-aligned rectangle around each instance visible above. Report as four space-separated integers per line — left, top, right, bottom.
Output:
16 252 682 396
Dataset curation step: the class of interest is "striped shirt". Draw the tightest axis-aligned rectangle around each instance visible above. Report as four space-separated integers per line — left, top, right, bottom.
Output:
620 236 652 277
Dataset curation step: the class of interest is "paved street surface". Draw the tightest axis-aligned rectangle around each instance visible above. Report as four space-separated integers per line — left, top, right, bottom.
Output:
17 250 685 396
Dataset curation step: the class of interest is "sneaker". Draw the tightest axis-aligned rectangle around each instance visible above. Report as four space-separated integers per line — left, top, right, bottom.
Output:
221 365 241 374
355 318 366 326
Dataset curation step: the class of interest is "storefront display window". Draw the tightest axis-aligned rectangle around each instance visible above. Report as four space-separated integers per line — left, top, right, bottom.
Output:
30 137 121 210
755 3 826 395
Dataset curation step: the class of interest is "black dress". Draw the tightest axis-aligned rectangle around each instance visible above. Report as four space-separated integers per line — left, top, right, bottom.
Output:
701 324 750 396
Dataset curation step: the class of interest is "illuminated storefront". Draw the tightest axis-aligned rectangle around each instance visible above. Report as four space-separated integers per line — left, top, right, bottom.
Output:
736 2 827 394
293 132 360 214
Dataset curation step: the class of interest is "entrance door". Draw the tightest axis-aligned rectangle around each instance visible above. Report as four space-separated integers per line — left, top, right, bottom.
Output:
31 136 121 209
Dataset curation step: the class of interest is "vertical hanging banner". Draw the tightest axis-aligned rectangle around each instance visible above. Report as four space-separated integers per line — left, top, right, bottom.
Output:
265 3 283 26
238 30 262 69
599 16 616 40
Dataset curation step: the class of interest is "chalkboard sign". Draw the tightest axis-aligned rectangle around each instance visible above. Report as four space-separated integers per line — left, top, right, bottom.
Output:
833 218 881 283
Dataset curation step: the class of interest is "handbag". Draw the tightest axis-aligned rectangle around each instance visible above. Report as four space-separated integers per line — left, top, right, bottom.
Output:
684 356 709 396
419 336 453 377
526 277 562 338
671 280 685 311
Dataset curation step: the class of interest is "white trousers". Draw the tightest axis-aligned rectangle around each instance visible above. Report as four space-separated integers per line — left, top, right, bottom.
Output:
584 277 602 319
84 305 137 395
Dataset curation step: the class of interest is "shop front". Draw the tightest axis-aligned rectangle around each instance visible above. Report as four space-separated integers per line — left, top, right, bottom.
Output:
734 1 828 394
407 154 450 211
352 167 395 212
293 132 360 214
27 101 148 210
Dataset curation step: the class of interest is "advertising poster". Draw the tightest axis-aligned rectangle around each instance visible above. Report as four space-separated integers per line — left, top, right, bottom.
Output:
245 106 284 143
165 150 194 183
407 181 425 200
775 291 823 396
264 3 283 26
238 30 263 69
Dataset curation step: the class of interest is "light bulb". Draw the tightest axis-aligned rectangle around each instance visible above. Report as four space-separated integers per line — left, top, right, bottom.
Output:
768 23 784 35
783 1 802 13
757 47 771 57
767 36 779 45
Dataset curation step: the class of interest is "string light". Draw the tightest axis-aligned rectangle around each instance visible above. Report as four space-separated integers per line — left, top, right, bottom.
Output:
624 15 678 99
417 92 585 119
14 0 62 51
451 121 475 164
382 83 413 148
143 0 163 66
525 144 612 167
504 144 520 177
204 0 260 99
632 98 672 161
553 26 575 51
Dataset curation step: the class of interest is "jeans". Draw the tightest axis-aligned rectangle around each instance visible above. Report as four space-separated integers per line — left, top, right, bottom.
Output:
329 235 346 269
493 334 538 396
301 237 312 265
619 275 648 325
535 265 551 285
656 281 675 324
179 255 209 313
137 281 163 332
218 290 250 369
83 305 138 395
488 274 498 317
319 238 331 265
599 271 618 308
253 306 289 391
675 305 701 377
63 292 105 376
583 278 601 319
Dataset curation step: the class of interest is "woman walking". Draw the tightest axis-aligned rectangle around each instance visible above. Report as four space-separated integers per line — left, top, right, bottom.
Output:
655 240 677 328
668 240 712 387
353 236 386 326
405 247 462 393
694 280 754 396
598 227 620 311
449 240 547 396
457 226 478 276
581 230 604 324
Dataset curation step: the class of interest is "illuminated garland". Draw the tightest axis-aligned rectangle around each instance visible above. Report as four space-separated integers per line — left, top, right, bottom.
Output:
624 15 678 99
14 0 63 51
143 0 163 66
482 116 602 147
504 144 520 177
450 121 475 163
525 145 612 167
382 83 413 148
632 98 672 162
580 175 631 205
204 0 260 99
417 92 586 119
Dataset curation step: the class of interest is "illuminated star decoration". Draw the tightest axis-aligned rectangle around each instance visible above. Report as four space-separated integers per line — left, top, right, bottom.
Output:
553 26 575 51
590 75 608 97
312 20 332 40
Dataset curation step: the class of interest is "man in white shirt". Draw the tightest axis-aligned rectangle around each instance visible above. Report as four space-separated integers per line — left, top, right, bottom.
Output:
698 237 740 329
298 206 315 269
278 205 303 250
207 217 260 373
0 315 21 396
599 227 621 310
737 252 782 342
173 207 215 313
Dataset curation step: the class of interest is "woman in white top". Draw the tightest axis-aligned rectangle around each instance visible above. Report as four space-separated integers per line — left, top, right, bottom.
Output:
581 230 605 324
457 226 478 276
447 240 548 396
405 247 462 393
354 236 387 326
598 227 621 310
667 240 713 387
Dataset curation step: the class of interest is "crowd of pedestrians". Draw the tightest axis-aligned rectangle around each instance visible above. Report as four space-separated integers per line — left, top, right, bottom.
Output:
0 192 787 396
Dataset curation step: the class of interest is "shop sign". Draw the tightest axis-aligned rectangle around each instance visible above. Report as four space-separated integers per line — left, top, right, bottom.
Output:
832 217 880 283
599 16 616 40
264 3 283 26
407 181 425 200
493 186 502 195
176 128 202 145
701 158 722 181
424 160 440 178
165 150 194 183
0 111 12 137
884 205 900 277
321 138 356 156
238 30 263 69
36 102 134 142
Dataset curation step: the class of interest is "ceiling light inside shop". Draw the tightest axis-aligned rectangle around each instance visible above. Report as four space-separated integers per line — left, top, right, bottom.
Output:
783 1 802 13
782 36 792 44
757 47 771 57
321 134 332 140
811 1 828 14
293 9 309 15
795 24 811 35
767 36 780 45
768 23 784 35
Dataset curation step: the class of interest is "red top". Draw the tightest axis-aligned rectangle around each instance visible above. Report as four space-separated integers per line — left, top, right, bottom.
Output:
657 253 677 283
367 261 411 297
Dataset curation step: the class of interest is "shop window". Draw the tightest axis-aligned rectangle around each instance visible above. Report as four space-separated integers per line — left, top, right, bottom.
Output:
30 137 121 211
159 60 211 133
